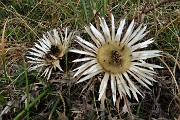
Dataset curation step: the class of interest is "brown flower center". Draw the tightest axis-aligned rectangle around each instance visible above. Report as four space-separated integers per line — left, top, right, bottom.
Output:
97 41 132 74
44 45 63 64
50 45 61 57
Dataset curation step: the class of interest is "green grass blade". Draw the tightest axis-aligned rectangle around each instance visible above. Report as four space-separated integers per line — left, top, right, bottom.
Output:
114 0 126 15
136 101 142 116
47 0 84 27
48 98 60 120
90 0 95 10
23 59 30 120
47 0 73 18
102 0 107 17
13 88 50 120
66 0 85 26
80 0 88 23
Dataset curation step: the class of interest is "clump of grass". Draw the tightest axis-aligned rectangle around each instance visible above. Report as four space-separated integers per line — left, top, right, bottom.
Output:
0 0 179 119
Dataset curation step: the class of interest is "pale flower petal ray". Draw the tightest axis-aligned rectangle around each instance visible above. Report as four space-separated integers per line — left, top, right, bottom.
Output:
98 72 109 100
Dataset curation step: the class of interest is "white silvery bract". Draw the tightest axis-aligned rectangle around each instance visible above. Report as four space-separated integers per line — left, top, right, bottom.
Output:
70 14 162 105
26 28 74 80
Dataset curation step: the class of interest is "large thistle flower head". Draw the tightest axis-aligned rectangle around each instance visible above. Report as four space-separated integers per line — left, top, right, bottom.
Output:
26 28 74 80
70 14 162 105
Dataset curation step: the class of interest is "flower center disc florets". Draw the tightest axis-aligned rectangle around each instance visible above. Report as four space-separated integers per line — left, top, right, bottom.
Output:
97 41 132 74
44 45 62 63
50 45 61 57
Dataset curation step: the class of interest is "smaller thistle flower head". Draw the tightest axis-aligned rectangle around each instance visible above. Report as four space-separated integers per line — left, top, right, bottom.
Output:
70 14 162 105
26 28 74 80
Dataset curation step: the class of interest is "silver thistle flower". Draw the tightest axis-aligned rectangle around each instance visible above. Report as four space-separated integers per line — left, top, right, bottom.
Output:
70 14 162 105
26 28 74 80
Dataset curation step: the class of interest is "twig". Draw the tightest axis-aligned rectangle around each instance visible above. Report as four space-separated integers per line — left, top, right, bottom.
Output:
123 94 134 120
142 0 178 14
158 56 180 93
100 91 106 120
58 90 66 115
1 20 8 81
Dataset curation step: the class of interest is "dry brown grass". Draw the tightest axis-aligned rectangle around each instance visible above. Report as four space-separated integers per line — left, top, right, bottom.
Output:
0 0 179 119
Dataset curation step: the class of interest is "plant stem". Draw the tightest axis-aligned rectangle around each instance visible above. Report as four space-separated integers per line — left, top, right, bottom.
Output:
24 59 30 120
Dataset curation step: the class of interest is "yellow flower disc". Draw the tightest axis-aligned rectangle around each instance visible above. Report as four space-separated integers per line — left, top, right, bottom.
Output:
97 41 132 74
